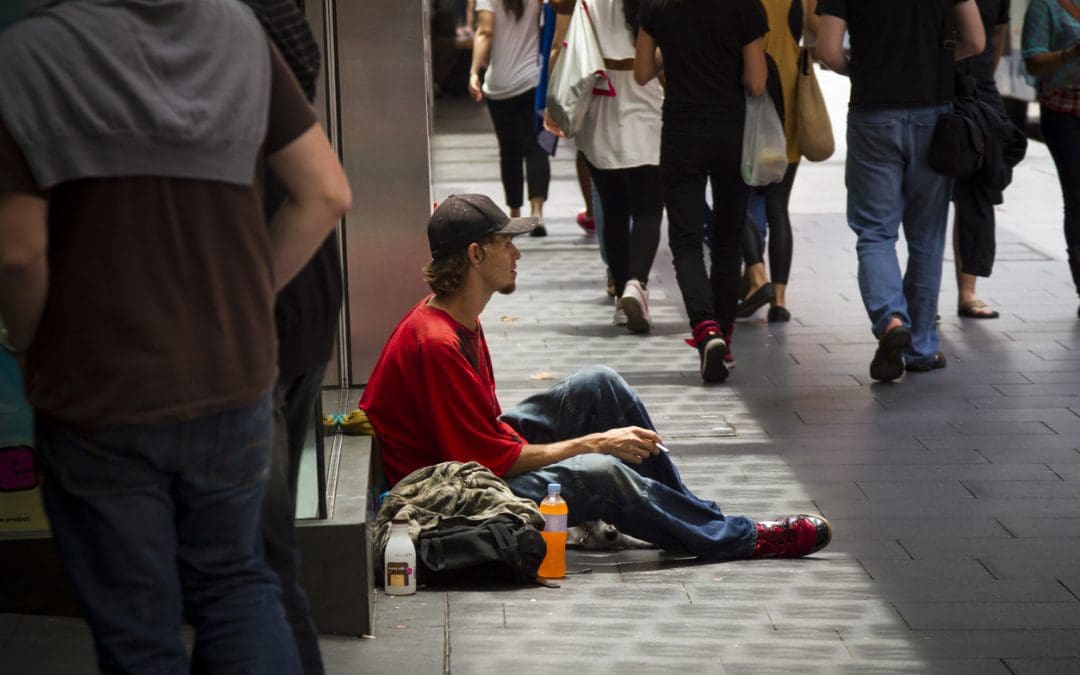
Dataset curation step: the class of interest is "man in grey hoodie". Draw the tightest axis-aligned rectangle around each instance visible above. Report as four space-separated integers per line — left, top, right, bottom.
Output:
0 1 350 672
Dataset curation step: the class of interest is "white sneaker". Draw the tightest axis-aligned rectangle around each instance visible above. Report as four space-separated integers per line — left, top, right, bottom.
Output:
612 299 628 326
620 279 652 334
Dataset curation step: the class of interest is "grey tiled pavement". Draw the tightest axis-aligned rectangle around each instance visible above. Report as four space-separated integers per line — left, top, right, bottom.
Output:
5 75 1080 672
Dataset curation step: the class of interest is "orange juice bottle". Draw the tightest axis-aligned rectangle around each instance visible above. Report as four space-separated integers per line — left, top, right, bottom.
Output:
538 483 567 578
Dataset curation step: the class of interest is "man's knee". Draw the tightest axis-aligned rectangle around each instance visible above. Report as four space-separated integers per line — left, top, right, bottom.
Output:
567 365 625 391
574 454 648 501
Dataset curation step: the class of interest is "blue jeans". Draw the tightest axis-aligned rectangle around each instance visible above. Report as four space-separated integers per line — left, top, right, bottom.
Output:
501 366 756 561
35 392 301 675
846 105 951 363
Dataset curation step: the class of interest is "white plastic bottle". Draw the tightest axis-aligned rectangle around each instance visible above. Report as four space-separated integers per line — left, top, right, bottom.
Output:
384 516 417 595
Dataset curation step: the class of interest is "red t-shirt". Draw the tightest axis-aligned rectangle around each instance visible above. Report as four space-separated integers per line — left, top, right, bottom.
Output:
359 297 526 485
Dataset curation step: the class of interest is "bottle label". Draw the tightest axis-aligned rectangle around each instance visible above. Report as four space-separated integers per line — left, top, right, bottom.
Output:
543 513 567 533
386 561 412 587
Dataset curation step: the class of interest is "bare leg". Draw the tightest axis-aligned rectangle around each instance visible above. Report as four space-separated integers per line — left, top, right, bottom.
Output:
772 282 787 308
742 263 768 299
576 151 593 218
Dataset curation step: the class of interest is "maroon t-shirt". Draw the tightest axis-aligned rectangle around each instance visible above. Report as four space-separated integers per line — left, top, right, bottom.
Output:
0 44 317 429
359 298 526 485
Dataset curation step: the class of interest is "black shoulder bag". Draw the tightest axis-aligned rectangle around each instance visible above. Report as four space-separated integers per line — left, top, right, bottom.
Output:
928 4 985 177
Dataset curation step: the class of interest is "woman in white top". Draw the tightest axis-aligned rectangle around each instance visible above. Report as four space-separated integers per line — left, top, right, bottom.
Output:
470 0 550 232
550 0 664 333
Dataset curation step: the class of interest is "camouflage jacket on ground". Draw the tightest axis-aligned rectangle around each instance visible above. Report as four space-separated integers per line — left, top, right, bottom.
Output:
373 461 544 566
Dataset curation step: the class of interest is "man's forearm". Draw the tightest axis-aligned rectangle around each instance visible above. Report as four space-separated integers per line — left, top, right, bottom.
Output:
265 124 351 291
267 198 342 291
953 0 986 61
504 435 599 477
815 16 850 76
0 257 47 351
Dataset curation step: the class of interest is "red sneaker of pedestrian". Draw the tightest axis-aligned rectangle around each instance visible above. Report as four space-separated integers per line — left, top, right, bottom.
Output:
752 514 832 558
576 209 596 233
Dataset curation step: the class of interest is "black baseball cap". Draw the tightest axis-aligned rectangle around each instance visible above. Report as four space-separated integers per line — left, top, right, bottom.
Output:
427 194 538 259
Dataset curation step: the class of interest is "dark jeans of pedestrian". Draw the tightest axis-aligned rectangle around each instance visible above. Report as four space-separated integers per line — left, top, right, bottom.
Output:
585 159 664 297
263 365 328 675
34 391 301 675
1041 106 1080 296
660 122 750 331
501 366 757 561
485 88 550 209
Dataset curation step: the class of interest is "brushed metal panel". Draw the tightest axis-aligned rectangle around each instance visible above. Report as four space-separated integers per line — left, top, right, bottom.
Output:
335 0 433 384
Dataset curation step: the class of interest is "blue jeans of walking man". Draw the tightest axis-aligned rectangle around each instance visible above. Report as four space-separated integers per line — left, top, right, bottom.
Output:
846 105 952 366
501 366 757 560
34 392 302 675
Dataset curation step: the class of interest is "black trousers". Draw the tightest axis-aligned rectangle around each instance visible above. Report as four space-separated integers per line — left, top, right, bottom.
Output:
585 159 664 297
263 365 327 675
661 122 749 330
485 88 550 209
742 161 798 284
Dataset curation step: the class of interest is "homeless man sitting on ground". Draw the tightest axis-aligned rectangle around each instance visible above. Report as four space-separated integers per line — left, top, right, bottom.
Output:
359 194 832 560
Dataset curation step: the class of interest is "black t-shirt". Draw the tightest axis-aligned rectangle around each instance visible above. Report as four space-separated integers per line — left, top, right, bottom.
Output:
818 0 966 108
639 0 768 126
956 0 1009 87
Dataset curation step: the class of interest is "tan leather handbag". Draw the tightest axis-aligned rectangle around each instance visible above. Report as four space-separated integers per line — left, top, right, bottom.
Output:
796 45 835 161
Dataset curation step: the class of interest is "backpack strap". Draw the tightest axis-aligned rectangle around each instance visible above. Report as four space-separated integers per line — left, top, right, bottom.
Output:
486 519 525 571
419 537 447 572
939 2 958 103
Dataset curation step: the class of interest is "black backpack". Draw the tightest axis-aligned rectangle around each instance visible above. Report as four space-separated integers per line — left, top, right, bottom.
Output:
415 515 547 586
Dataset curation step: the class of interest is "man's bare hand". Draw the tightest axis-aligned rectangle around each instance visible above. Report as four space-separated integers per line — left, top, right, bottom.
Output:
594 426 662 464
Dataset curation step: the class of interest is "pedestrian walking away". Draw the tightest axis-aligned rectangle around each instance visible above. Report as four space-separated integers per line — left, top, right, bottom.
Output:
816 0 986 380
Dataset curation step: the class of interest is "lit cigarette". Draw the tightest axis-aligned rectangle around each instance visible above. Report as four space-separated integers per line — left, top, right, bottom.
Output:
657 443 670 453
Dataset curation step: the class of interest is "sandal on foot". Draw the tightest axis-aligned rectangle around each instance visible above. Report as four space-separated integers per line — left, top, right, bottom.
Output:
906 351 947 372
869 324 911 382
958 299 999 319
736 282 775 318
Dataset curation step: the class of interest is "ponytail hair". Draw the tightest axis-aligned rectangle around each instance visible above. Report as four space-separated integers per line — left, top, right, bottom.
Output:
623 0 643 41
504 0 525 20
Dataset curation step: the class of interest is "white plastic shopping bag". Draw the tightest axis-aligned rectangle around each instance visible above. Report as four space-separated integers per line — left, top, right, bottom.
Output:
741 94 788 186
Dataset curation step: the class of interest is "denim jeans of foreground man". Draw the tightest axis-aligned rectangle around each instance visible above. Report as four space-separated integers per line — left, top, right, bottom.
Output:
34 391 302 675
501 366 757 560
846 104 952 365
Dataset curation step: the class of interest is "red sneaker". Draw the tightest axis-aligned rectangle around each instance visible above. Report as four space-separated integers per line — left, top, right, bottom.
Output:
753 514 832 558
576 209 596 233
